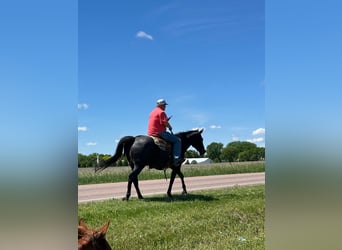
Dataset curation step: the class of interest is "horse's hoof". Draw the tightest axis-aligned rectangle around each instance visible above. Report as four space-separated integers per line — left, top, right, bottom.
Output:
138 196 144 199
182 191 187 195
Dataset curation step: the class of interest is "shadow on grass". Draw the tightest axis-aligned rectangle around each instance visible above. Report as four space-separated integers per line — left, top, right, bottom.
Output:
143 193 216 203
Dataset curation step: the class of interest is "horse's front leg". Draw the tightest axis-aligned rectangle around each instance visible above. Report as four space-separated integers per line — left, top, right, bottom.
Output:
176 168 188 195
167 169 177 198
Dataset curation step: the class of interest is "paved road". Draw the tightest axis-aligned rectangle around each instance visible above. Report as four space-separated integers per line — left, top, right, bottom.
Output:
78 172 265 203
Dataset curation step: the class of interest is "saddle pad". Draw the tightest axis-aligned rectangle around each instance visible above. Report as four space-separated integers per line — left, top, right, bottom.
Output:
150 136 171 152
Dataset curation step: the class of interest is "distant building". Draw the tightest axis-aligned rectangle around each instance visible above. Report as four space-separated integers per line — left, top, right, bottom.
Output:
183 158 213 165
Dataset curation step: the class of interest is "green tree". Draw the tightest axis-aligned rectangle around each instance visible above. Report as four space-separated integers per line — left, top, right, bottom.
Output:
78 153 87 168
101 154 112 162
78 153 107 168
206 142 223 162
221 141 258 162
255 147 265 160
184 149 200 158
86 153 98 167
238 148 258 161
221 146 239 162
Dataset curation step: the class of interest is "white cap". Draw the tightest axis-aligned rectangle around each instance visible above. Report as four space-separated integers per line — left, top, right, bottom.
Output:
156 99 168 106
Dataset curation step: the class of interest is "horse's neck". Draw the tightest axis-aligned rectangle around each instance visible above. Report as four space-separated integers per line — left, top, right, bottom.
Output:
79 238 108 250
180 139 191 155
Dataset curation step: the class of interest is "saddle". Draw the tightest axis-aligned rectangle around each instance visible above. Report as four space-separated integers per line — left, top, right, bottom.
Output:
150 136 173 169
150 136 172 152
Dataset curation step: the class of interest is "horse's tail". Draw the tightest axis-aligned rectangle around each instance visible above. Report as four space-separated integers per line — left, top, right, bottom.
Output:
95 136 135 173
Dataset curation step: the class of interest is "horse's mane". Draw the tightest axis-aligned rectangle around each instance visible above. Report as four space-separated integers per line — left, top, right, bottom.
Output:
175 128 204 137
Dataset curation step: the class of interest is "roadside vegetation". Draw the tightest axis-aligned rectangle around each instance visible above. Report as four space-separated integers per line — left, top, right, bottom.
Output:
78 161 265 185
78 185 265 250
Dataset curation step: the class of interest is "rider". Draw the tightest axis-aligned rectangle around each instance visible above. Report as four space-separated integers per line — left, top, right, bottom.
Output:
147 99 184 166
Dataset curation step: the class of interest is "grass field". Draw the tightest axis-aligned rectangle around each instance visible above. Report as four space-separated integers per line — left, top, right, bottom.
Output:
78 185 265 250
78 161 265 185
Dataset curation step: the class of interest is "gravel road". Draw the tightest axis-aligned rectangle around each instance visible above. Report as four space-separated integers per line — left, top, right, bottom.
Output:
78 172 265 203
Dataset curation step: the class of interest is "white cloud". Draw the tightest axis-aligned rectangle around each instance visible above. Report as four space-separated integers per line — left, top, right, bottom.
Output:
78 126 88 132
78 103 88 109
86 142 97 146
247 137 264 143
136 31 153 40
252 128 265 136
209 125 221 129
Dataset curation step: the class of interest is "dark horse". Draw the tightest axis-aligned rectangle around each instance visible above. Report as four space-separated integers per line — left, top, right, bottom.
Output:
95 129 206 200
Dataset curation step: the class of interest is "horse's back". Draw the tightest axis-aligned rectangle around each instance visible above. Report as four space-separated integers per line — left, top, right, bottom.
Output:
131 135 155 153
130 135 162 165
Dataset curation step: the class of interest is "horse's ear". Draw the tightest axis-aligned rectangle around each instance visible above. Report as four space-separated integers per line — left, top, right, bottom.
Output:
199 128 204 133
97 220 110 237
79 218 89 230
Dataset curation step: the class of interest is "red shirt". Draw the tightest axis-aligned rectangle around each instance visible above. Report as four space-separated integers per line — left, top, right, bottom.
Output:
148 107 168 136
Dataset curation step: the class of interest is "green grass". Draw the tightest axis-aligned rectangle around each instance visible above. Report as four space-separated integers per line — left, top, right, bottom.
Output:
78 185 265 250
78 161 265 185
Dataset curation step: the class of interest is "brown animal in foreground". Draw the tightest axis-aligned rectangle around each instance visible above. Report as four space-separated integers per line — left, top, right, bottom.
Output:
78 219 112 250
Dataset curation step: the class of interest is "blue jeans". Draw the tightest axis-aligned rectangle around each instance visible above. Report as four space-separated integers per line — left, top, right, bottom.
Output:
160 131 182 162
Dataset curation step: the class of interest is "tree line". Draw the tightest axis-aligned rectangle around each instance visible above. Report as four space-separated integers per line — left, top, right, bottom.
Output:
78 140 265 168
206 141 265 163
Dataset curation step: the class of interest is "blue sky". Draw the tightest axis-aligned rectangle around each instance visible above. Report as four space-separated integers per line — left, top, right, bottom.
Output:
78 0 265 155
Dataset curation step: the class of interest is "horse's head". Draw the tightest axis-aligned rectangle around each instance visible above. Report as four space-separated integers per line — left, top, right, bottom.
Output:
183 128 206 156
78 219 112 250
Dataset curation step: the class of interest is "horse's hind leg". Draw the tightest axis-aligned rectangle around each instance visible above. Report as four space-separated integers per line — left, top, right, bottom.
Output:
124 179 133 201
124 166 144 200
167 169 177 198
132 178 143 199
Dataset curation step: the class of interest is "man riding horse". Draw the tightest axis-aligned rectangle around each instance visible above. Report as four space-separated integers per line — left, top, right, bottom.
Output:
148 99 184 166
95 98 206 200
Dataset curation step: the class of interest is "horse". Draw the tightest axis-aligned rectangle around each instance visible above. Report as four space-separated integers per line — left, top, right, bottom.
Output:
95 128 206 200
78 219 112 250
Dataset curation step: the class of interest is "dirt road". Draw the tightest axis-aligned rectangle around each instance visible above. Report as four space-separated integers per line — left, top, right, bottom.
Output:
78 172 265 203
